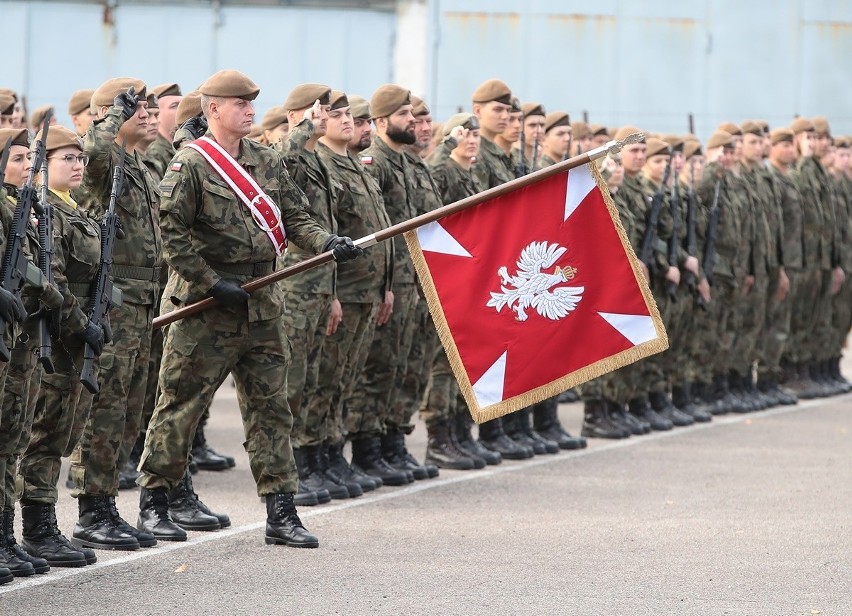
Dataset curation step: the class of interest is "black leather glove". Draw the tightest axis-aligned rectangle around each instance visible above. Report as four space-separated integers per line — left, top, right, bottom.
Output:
0 286 26 324
182 116 209 140
322 235 363 263
82 320 105 356
114 87 139 121
209 279 250 307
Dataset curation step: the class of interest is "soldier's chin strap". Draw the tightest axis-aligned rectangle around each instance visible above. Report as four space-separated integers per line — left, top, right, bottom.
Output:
586 132 646 162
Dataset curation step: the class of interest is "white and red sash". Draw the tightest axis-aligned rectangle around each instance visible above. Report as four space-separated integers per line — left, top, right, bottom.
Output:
186 136 287 255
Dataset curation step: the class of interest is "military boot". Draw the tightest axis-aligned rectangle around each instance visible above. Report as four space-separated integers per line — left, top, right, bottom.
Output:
2 509 48 574
478 418 533 459
425 422 476 470
326 441 379 491
21 504 89 567
169 470 226 530
818 359 842 396
0 567 12 585
607 399 649 435
294 446 351 499
581 399 628 439
518 407 559 453
191 423 232 471
71 495 140 551
137 487 187 542
830 357 852 393
381 428 438 479
0 510 35 576
264 493 318 548
105 497 157 547
649 391 694 426
315 445 362 498
446 420 486 468
717 373 749 413
119 434 144 490
679 382 712 422
628 395 672 431
455 414 502 465
532 402 587 450
351 436 412 486
503 411 544 455
794 363 821 399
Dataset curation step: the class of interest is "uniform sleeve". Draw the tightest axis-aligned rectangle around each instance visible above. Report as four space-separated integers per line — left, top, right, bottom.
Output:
274 156 331 254
51 215 89 333
83 107 124 181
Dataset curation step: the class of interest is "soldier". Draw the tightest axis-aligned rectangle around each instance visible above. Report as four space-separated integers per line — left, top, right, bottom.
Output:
261 106 288 147
143 83 182 179
589 124 610 149
495 96 523 168
28 106 55 131
347 96 373 154
0 93 16 128
136 69 360 547
536 112 572 168
515 102 546 172
314 90 392 491
139 93 160 154
570 121 592 155
67 89 96 137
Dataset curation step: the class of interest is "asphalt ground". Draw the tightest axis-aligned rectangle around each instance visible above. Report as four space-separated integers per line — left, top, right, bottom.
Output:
1 386 850 615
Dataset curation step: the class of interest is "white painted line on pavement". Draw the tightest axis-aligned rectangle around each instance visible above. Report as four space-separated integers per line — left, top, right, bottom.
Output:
0 395 838 595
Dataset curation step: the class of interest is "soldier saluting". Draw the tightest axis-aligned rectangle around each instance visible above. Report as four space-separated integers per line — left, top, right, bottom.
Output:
135 70 361 549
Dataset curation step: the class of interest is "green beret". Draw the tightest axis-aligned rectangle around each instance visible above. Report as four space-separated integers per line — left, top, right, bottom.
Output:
471 79 512 105
152 83 182 98
370 84 411 119
545 112 570 133
411 96 430 117
0 127 30 150
348 95 370 120
790 117 815 134
521 102 545 118
198 70 259 100
443 113 479 136
329 90 349 111
67 89 95 116
92 77 147 110
770 128 795 145
176 91 202 125
35 124 83 153
284 83 331 112
261 106 288 131
707 131 734 149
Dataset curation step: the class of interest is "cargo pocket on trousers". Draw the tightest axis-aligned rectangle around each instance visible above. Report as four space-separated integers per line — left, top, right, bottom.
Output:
161 327 199 396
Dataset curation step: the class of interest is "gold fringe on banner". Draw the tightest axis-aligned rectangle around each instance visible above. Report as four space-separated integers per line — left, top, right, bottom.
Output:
405 162 669 424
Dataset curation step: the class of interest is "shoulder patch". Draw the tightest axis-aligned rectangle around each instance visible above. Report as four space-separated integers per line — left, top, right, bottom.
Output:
170 162 183 172
361 156 373 165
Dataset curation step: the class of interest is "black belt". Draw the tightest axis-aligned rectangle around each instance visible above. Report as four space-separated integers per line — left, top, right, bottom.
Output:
209 260 276 277
112 264 162 282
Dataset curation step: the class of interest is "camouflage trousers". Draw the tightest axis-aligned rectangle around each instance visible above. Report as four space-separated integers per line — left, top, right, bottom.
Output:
347 284 420 439
758 269 798 381
419 346 461 429
831 276 852 356
138 307 297 496
685 290 716 388
281 291 332 449
70 301 153 496
787 268 828 365
17 334 93 505
708 277 743 377
812 270 836 363
639 279 680 394
660 282 693 386
301 301 377 448
730 274 769 378
390 299 439 433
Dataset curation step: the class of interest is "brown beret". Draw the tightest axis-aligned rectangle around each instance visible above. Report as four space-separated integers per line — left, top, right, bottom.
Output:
571 121 590 140
770 128 795 146
0 128 30 150
370 84 411 118
661 134 685 151
348 95 370 120
684 140 703 160
261 106 288 131
198 70 259 100
411 96 430 117
152 83 182 98
92 77 147 110
790 117 815 134
589 123 609 137
510 97 522 113
284 83 331 112
645 137 671 158
811 116 831 137
756 120 770 134
176 91 203 125
740 121 763 137
443 113 479 136
248 124 266 143
0 88 17 102
716 121 742 137
545 112 571 133
614 125 644 142
707 131 734 149
0 94 17 116
30 105 54 129
471 79 512 105
522 102 545 118
68 89 95 116
35 124 83 153
146 94 159 110
329 90 349 111
833 136 849 148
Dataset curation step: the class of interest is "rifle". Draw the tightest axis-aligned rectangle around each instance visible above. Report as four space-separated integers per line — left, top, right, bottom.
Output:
688 113 695 136
666 178 680 302
531 136 540 169
79 148 126 394
34 151 57 373
702 178 722 290
515 115 527 178
685 159 706 310
0 112 52 362
638 156 673 272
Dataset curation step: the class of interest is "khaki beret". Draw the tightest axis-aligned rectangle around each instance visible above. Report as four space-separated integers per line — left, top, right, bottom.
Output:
716 121 742 137
35 124 83 153
661 134 685 151
770 128 795 146
571 121 590 140
261 106 288 131
329 90 349 111
0 94 16 116
707 131 734 149
645 137 671 158
198 70 259 100
833 136 849 148
545 112 570 133
522 102 546 118
443 113 479 136
349 95 370 120
152 83 182 98
370 84 411 118
146 94 159 110
740 121 763 137
0 88 17 102
590 123 609 137
0 128 30 149
471 79 512 105
92 77 147 110
684 140 703 160
811 116 831 137
68 89 95 116
614 125 644 142
790 117 815 134
30 105 54 129
510 97 522 113
284 83 331 112
756 120 770 134
248 124 266 143
176 91 203 125
411 96 430 117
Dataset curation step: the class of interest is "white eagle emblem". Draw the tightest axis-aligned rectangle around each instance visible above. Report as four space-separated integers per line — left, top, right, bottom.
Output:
486 241 584 322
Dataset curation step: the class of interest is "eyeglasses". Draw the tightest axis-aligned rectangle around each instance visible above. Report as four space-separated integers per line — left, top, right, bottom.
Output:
50 154 89 167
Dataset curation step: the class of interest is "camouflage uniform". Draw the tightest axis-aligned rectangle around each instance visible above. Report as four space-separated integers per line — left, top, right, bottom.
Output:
143 134 176 180
829 172 852 356
347 136 420 439
138 133 330 496
312 141 393 445
274 120 338 449
472 136 514 189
